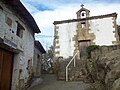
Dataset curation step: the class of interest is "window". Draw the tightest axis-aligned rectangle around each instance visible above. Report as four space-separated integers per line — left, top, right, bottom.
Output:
81 21 86 28
37 54 40 59
5 17 12 27
16 21 24 38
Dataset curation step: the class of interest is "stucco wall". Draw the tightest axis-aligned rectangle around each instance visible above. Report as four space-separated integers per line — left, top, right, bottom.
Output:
89 17 116 45
55 22 77 58
54 17 118 59
11 30 34 90
33 46 42 77
0 2 35 90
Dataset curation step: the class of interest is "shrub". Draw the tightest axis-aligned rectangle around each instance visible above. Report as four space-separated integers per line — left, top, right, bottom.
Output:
86 45 99 58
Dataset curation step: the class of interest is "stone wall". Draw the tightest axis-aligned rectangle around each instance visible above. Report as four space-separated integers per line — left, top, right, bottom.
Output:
91 45 120 59
85 45 120 90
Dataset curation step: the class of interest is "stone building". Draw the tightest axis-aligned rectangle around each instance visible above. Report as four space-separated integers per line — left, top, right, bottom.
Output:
53 5 120 60
33 41 46 77
0 0 44 90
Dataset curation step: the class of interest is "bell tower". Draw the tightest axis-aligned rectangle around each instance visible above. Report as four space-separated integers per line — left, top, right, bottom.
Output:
76 4 90 19
74 5 95 60
75 5 92 60
76 4 90 35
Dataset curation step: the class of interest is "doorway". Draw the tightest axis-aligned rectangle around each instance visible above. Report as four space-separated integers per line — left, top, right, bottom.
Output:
0 48 14 90
78 40 91 60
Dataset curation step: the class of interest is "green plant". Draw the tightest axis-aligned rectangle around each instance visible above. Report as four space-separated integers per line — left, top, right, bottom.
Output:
86 45 99 58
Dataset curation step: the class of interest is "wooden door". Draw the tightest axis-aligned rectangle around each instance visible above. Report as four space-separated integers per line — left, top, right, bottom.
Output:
0 48 13 90
79 40 91 60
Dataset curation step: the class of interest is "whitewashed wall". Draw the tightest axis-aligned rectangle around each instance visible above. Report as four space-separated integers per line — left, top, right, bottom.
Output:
89 17 116 46
56 22 77 58
0 2 35 90
55 17 117 59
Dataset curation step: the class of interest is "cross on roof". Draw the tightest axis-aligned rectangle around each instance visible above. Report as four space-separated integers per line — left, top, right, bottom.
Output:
81 4 84 8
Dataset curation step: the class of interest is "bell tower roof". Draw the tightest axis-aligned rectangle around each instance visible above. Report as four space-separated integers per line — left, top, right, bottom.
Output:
76 4 90 14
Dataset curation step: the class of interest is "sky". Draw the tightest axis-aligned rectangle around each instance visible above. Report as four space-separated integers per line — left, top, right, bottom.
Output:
20 0 120 50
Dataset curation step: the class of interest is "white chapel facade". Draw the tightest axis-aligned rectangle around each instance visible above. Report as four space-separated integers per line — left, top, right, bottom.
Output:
53 5 120 59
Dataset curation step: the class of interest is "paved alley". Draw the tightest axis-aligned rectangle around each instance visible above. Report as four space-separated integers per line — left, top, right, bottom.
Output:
28 74 90 90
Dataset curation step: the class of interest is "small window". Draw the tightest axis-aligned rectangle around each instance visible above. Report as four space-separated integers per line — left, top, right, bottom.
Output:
37 54 40 59
5 17 12 27
0 5 3 10
81 21 86 28
16 21 24 38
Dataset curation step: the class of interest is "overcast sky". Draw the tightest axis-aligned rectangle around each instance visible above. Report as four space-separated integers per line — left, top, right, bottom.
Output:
20 0 120 50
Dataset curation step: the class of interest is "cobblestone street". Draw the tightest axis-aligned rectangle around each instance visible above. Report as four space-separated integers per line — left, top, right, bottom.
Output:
28 74 90 90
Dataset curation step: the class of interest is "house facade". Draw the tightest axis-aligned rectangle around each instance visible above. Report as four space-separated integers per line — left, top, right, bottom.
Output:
0 0 42 90
33 41 46 77
53 6 120 59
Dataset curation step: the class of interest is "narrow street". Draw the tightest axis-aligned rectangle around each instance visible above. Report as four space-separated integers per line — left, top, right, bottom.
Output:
28 74 90 90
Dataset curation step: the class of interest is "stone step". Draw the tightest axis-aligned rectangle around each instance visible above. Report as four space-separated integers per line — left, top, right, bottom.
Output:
57 67 86 81
56 59 87 81
58 74 85 81
69 76 85 81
